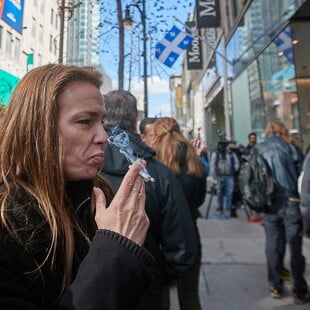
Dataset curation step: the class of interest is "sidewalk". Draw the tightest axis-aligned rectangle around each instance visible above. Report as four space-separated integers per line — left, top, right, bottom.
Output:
170 193 310 309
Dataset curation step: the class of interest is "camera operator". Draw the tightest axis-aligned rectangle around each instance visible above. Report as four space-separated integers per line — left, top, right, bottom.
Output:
210 136 240 218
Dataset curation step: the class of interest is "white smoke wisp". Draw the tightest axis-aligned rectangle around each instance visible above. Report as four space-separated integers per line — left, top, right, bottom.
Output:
108 127 155 182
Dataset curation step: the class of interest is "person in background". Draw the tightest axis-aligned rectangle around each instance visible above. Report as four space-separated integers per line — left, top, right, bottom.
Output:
210 139 240 218
229 140 243 217
257 120 308 305
101 91 199 310
243 132 264 223
0 64 153 309
150 117 206 310
243 132 257 156
300 150 310 238
191 138 210 177
139 117 157 145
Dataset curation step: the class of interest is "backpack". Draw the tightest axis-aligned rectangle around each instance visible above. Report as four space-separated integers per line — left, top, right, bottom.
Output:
238 148 275 213
215 150 236 176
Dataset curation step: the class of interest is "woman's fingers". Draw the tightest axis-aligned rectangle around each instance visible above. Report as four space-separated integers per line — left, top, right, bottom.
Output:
94 160 149 246
119 161 145 198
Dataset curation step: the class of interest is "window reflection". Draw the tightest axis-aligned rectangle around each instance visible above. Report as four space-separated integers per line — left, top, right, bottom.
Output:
258 25 299 135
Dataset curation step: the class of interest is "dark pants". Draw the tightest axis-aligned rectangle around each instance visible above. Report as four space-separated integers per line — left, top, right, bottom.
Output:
263 200 308 293
162 226 202 310
176 255 202 310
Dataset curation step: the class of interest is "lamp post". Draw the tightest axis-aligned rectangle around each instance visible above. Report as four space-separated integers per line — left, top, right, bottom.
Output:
123 1 148 117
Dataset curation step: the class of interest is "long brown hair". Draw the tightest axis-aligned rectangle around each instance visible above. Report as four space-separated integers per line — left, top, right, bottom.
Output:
265 120 293 143
0 64 113 292
150 117 205 176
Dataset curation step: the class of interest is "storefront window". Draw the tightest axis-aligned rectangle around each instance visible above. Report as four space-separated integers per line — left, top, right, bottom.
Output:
258 25 300 135
226 0 306 78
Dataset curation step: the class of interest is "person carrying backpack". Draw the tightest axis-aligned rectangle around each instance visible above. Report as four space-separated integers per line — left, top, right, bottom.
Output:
256 120 308 305
240 132 264 223
210 139 239 218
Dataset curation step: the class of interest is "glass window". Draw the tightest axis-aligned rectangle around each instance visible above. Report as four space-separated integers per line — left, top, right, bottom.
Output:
227 0 304 78
6 31 12 55
51 8 54 25
14 37 20 60
38 54 42 66
49 35 53 52
54 39 57 55
258 25 299 135
39 25 43 43
40 0 45 14
32 18 36 37
0 26 3 50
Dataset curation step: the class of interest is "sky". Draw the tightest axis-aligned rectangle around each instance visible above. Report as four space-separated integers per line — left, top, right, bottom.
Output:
99 0 195 117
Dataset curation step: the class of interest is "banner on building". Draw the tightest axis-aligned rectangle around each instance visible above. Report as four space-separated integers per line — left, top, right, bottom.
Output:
176 85 183 108
155 25 194 68
195 0 221 28
0 0 25 33
0 69 20 105
27 53 34 71
0 0 5 19
185 21 203 70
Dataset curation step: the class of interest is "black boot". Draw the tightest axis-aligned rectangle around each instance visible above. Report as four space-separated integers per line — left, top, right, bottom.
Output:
230 207 238 218
216 206 223 212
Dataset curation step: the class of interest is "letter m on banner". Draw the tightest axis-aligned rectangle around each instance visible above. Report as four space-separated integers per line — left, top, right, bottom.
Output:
195 0 221 28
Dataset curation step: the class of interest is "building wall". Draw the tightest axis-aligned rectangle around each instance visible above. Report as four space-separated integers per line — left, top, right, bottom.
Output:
67 0 101 68
0 0 62 105
0 0 60 79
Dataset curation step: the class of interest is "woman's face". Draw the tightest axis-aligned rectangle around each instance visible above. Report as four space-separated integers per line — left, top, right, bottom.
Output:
57 81 108 180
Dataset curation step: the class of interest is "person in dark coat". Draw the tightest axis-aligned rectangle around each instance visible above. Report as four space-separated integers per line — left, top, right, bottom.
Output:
257 120 308 305
0 64 153 309
150 117 206 310
243 132 257 156
101 90 199 310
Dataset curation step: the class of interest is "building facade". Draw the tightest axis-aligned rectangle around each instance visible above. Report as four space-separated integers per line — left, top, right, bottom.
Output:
66 0 112 94
179 0 310 153
0 0 61 104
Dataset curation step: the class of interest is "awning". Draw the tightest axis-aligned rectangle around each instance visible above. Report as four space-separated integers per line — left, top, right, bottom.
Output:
0 69 20 105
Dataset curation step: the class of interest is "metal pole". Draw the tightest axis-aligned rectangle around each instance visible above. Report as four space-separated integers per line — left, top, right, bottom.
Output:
141 0 148 117
58 0 65 64
222 36 231 140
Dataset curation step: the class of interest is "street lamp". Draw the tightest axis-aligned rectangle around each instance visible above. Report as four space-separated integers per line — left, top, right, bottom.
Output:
123 1 148 117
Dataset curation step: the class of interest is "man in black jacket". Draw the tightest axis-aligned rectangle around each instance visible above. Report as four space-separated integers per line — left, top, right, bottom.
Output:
257 120 308 305
101 90 199 310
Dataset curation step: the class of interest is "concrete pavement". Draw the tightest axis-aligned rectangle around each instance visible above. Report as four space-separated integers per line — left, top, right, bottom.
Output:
170 193 310 309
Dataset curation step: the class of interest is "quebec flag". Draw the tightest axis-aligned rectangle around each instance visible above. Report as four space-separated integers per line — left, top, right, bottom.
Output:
155 25 194 68
269 26 294 64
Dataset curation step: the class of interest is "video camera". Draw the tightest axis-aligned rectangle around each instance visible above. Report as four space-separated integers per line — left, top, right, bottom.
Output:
217 130 230 152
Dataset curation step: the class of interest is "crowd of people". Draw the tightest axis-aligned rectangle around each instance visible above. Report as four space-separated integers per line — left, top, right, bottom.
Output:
0 63 309 308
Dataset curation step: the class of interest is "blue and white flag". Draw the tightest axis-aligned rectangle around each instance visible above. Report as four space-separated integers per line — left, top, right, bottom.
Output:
155 25 194 68
269 26 294 64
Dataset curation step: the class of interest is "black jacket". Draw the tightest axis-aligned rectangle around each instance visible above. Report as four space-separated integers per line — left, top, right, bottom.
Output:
102 128 198 309
0 180 153 309
257 135 303 208
301 152 310 210
176 142 207 220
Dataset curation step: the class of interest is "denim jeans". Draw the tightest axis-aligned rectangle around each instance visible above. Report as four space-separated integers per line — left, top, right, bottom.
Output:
217 175 234 210
263 200 308 293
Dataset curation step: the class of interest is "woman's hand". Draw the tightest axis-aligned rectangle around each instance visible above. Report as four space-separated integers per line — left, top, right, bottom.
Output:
93 161 149 246
191 139 207 156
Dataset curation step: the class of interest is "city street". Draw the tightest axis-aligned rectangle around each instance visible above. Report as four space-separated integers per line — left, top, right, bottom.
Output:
170 192 310 309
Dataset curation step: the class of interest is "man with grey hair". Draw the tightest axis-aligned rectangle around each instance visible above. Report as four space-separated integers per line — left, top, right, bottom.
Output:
102 90 199 310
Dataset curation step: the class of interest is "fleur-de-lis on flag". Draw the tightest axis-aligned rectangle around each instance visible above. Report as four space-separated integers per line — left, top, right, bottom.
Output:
155 25 194 68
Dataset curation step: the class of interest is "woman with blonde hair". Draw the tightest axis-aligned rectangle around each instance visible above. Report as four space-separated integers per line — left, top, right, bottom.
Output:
257 120 308 304
150 117 206 310
0 64 152 308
